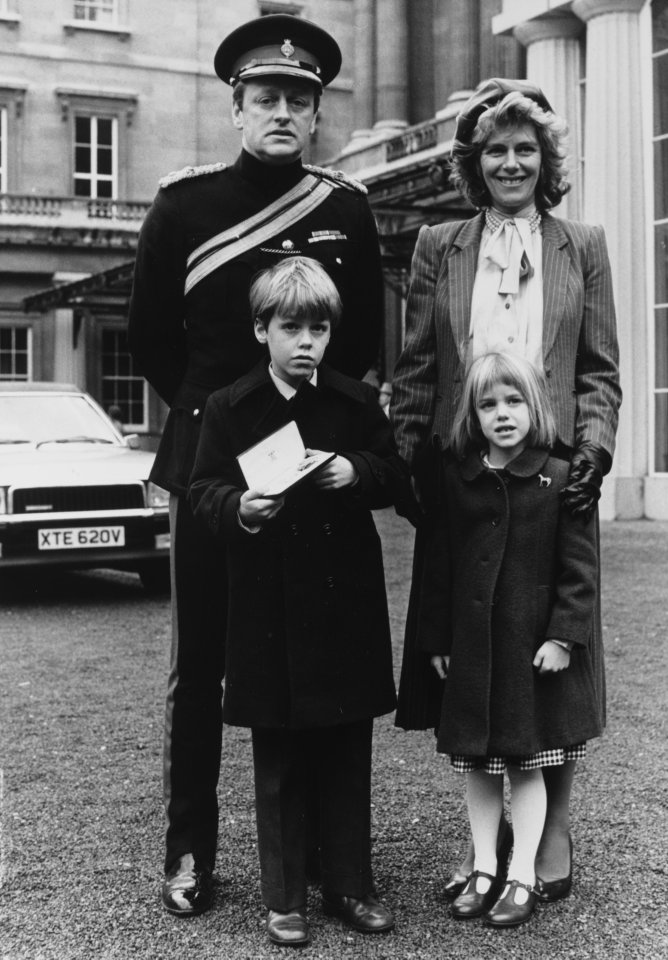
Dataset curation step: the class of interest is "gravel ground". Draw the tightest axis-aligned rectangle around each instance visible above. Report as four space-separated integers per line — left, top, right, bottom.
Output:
1 512 667 960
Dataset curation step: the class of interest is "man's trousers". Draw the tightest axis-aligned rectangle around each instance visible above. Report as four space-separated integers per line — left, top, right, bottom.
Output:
163 494 226 873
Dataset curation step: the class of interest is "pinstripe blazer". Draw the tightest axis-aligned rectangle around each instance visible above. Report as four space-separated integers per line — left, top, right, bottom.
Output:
391 212 622 469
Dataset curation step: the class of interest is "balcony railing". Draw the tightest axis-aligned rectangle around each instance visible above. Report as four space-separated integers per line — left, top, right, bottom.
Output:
0 194 151 226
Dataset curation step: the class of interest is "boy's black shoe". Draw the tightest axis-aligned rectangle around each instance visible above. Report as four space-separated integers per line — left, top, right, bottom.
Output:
161 854 213 916
322 893 395 932
266 907 310 946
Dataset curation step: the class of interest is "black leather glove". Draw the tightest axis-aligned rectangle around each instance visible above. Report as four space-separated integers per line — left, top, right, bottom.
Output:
562 441 611 522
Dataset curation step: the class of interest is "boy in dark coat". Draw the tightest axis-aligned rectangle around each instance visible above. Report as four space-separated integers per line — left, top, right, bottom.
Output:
188 256 410 947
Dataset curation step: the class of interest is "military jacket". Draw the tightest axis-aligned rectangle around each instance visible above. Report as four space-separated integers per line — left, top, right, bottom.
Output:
127 150 384 494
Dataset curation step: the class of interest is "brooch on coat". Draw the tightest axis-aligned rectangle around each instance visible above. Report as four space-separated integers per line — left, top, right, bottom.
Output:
538 474 552 488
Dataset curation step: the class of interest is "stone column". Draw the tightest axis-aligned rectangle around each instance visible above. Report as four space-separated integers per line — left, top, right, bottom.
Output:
513 14 585 220
374 0 409 136
572 0 648 517
351 0 376 140
434 0 479 111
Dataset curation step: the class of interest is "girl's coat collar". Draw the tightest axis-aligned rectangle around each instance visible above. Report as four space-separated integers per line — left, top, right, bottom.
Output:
460 445 552 481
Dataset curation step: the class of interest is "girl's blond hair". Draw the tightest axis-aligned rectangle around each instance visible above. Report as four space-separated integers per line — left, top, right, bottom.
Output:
450 351 557 457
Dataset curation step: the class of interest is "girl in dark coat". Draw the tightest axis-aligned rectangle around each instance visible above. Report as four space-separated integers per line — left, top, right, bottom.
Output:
416 352 601 929
188 257 411 947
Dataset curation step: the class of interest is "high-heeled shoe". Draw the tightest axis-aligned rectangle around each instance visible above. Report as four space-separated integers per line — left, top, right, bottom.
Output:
451 871 502 920
443 821 514 900
535 835 573 902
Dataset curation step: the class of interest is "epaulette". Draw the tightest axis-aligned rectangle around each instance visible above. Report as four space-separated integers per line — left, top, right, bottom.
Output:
304 163 368 195
159 162 227 189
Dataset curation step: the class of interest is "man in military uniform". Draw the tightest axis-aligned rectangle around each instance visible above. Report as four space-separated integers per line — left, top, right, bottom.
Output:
127 14 384 923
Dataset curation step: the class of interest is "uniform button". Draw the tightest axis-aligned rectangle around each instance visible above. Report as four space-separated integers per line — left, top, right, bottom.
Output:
505 302 510 310
290 523 298 535
325 576 335 588
323 522 332 535
508 336 514 342
491 518 500 527
193 407 200 416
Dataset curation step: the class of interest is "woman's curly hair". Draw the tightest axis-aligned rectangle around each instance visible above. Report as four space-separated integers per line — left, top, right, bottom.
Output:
450 91 570 212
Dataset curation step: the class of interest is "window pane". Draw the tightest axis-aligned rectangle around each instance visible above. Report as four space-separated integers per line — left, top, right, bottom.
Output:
655 394 668 472
96 180 112 198
97 118 113 145
75 115 91 143
74 178 91 197
97 147 112 175
653 0 668 53
655 223 668 303
75 145 91 174
657 308 668 389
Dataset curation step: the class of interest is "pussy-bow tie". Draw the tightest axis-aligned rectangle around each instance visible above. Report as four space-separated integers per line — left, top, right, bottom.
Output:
482 209 541 296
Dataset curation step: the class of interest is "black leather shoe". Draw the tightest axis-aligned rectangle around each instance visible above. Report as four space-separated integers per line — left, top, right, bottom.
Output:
451 871 502 920
266 907 310 947
161 854 213 916
444 821 513 900
535 835 573 902
322 892 395 932
444 873 470 900
484 879 538 927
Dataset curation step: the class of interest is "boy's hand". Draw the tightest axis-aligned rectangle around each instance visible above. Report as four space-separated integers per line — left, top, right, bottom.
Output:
238 488 285 526
430 655 450 680
305 448 358 490
533 640 571 675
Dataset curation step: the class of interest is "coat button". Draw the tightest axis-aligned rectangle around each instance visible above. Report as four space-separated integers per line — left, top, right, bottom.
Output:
491 517 500 527
193 407 200 416
290 523 298 536
323 522 332 535
325 576 335 588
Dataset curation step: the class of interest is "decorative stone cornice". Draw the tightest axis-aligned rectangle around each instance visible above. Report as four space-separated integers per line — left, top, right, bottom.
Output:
55 87 138 125
514 14 584 47
572 0 646 21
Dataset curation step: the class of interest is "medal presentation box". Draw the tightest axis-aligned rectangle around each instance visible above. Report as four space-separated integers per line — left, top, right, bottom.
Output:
237 421 334 498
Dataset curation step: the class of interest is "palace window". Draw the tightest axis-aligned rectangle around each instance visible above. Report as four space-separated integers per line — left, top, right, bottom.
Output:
73 115 117 199
73 0 118 23
0 105 6 193
0 326 31 381
652 0 668 472
100 327 146 430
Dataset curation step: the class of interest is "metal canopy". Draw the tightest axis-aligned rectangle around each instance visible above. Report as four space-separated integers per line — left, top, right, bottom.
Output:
23 260 135 315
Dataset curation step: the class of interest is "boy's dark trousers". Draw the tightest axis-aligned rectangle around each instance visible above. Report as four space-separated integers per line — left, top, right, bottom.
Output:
251 719 374 911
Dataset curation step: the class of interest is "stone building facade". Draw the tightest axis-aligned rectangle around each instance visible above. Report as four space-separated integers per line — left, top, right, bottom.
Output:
3 1 664 517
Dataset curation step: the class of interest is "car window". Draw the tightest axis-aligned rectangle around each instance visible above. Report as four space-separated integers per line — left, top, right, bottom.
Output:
0 395 119 445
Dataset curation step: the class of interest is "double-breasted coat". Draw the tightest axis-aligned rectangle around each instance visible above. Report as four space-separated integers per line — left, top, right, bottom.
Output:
188 362 411 730
417 447 602 757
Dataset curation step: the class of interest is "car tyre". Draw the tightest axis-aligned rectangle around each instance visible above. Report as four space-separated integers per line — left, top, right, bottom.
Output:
138 559 171 595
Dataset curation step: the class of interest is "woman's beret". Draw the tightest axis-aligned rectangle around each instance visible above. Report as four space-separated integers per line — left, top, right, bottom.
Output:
454 78 554 146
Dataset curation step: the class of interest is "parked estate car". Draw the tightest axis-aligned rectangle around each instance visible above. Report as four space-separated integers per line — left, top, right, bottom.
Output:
0 382 170 592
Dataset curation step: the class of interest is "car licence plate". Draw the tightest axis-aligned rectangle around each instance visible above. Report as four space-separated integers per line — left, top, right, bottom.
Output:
38 526 126 550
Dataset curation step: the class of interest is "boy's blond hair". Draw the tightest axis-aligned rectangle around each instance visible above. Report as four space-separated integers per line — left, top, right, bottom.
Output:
250 256 342 329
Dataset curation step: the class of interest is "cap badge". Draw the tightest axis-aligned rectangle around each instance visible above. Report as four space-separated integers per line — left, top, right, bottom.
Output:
282 239 295 250
281 38 295 59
